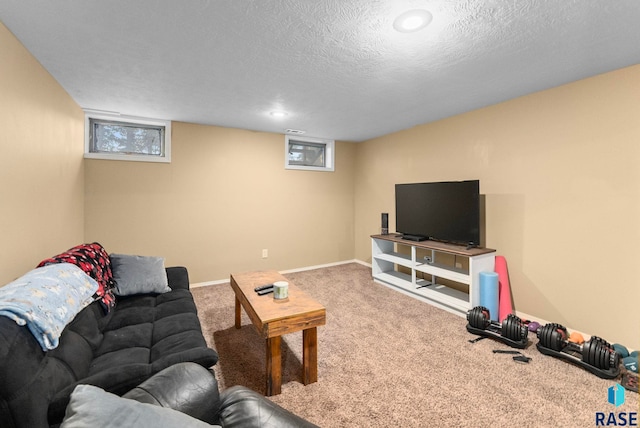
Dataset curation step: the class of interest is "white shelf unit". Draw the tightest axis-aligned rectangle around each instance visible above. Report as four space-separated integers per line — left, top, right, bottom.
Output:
371 235 496 316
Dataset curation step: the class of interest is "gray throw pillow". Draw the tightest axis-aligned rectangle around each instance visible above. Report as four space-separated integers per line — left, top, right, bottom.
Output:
61 384 218 428
110 253 171 296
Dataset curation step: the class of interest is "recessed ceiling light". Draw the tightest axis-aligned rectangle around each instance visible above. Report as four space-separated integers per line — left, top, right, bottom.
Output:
393 9 433 33
270 110 288 118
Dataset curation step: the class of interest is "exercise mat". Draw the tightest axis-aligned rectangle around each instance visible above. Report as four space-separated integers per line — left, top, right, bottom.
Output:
495 255 514 322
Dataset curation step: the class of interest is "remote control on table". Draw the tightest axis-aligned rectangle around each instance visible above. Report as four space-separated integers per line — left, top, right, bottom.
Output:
254 284 274 292
257 288 274 296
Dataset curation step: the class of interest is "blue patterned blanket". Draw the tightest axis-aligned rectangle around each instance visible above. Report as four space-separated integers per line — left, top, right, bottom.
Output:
0 263 98 351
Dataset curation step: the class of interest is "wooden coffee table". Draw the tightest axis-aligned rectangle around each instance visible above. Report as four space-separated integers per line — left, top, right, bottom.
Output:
229 270 326 396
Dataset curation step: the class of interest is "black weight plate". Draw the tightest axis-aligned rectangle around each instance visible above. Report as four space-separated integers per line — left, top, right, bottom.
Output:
551 326 565 351
469 306 489 330
582 339 590 364
610 349 619 369
581 339 592 364
589 340 599 368
512 317 519 340
541 324 559 350
559 326 567 350
602 343 609 370
546 324 557 347
544 324 556 349
542 324 551 348
477 307 489 329
597 343 605 369
467 307 479 328
520 324 528 341
537 324 550 347
468 307 487 329
502 315 514 340
594 340 604 369
589 340 597 367
482 311 490 329
517 317 527 341
601 344 610 370
466 308 473 323
513 315 525 340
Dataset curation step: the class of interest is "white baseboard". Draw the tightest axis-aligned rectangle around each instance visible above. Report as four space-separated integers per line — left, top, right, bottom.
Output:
190 259 368 288
514 310 595 342
279 259 364 274
190 278 229 288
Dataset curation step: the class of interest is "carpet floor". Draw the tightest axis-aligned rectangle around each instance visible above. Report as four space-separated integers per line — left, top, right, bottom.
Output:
192 263 638 427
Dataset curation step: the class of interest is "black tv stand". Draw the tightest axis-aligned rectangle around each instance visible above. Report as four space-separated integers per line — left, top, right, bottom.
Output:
402 234 428 242
465 242 478 250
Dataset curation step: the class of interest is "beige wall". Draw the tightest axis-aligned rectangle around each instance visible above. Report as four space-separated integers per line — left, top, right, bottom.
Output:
355 65 640 349
84 123 356 283
0 22 85 285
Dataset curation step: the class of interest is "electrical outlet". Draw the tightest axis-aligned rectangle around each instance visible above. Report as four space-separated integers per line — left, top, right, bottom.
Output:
262 249 268 258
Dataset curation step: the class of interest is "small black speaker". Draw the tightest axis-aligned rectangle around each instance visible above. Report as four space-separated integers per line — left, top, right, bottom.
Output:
381 213 389 235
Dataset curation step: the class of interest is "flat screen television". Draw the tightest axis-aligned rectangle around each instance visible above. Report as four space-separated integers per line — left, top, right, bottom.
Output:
395 180 480 246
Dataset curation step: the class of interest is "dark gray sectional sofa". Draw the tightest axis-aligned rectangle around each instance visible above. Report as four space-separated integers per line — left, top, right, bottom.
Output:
0 245 317 428
0 266 218 427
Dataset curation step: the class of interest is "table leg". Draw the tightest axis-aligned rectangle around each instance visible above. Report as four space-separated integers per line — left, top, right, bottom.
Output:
302 327 318 385
234 296 241 329
266 336 282 396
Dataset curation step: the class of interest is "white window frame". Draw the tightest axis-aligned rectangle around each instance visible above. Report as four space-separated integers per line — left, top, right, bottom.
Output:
84 112 171 163
285 135 335 172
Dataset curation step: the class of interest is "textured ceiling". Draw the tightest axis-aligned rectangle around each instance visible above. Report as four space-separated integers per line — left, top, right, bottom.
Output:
1 1 639 142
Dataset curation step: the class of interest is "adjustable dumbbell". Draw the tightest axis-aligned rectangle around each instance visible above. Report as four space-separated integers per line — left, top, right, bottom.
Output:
535 323 620 379
466 306 529 348
536 323 619 371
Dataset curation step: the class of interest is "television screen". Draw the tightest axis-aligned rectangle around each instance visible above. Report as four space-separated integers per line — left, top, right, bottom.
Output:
395 180 480 245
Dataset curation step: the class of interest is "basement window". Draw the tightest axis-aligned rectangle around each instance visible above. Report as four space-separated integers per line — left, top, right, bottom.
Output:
84 113 171 163
285 135 334 172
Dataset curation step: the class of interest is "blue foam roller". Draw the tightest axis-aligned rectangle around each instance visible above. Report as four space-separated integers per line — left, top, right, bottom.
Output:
479 271 499 322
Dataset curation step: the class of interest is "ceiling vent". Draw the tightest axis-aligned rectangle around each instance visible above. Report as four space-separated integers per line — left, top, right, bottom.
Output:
285 129 306 135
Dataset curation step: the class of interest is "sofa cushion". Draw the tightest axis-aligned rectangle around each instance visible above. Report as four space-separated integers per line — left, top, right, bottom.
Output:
111 253 171 296
61 384 217 428
96 290 216 371
51 289 218 421
46 321 97 381
47 288 219 424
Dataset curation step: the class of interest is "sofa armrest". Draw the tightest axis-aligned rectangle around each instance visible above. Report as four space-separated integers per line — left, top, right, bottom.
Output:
219 386 318 428
122 362 220 425
166 266 190 290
